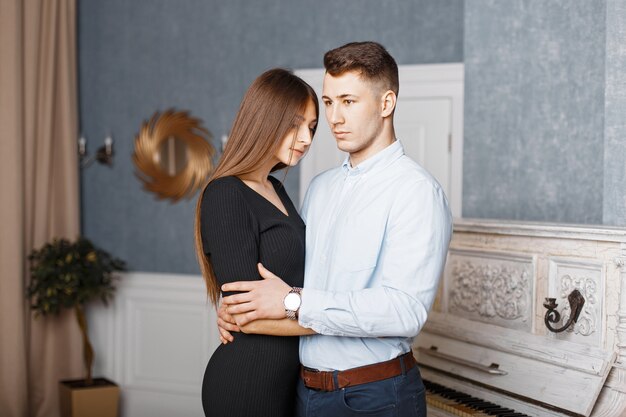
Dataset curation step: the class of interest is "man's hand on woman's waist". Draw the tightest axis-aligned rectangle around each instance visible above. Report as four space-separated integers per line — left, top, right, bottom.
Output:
222 263 292 326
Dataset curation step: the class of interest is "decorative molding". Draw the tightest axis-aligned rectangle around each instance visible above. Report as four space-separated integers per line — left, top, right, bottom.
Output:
449 262 529 320
446 250 534 331
398 63 464 83
615 243 626 364
454 218 626 243
548 259 604 346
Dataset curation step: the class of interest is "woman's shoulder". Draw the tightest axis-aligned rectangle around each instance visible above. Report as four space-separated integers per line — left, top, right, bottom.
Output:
204 175 243 194
201 176 249 211
200 177 258 240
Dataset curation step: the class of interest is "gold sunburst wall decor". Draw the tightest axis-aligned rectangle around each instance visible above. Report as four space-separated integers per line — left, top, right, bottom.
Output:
132 109 216 201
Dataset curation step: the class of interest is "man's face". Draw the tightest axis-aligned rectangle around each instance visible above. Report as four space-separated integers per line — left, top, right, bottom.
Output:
322 71 385 161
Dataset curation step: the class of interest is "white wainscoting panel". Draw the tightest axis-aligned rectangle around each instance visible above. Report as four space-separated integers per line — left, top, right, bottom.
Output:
87 272 218 417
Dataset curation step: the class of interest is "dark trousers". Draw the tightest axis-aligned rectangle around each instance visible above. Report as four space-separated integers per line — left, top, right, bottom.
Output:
295 365 427 417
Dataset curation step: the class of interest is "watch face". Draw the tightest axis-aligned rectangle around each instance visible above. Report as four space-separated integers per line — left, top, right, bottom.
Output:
284 292 301 310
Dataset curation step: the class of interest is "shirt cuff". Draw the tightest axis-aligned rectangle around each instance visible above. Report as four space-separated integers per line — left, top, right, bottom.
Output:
298 287 347 336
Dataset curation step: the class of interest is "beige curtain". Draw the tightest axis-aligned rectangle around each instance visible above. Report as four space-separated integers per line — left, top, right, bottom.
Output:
0 0 83 416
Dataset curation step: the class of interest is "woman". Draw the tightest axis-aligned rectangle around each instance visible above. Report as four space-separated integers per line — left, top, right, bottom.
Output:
194 68 318 417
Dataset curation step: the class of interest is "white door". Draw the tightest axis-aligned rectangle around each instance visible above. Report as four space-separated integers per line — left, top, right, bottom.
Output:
296 64 463 217
394 97 451 201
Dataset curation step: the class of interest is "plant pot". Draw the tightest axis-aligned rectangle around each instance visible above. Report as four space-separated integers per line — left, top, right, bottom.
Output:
59 378 120 417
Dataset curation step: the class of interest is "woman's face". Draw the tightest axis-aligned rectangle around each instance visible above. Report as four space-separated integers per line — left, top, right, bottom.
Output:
275 99 317 167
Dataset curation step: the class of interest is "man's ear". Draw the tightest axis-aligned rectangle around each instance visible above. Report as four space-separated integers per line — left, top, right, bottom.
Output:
381 90 397 118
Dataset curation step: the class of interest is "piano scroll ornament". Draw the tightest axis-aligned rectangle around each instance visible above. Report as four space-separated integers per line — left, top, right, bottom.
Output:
543 289 586 333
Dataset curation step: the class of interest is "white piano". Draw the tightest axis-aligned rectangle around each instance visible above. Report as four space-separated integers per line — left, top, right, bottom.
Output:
414 219 626 417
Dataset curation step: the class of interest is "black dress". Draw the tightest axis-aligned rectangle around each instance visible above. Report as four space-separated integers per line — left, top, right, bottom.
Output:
200 175 305 417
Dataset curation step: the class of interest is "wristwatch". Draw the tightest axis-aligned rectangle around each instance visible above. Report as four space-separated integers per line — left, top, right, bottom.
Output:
283 287 302 320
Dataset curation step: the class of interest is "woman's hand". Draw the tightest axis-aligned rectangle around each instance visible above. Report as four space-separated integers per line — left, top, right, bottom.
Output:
216 302 240 344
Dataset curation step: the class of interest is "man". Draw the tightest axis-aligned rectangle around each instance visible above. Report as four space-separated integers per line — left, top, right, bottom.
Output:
220 41 452 416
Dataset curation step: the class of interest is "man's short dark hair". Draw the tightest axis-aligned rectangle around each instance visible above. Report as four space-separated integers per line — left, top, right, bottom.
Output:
324 41 399 96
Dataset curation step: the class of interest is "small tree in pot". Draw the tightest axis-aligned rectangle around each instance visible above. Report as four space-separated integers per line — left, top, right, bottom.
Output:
27 237 126 416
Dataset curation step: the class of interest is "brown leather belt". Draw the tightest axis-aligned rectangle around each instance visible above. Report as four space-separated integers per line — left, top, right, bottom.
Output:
300 352 417 392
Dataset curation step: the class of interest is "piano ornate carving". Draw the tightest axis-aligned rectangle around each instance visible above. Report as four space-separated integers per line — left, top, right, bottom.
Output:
448 251 534 331
549 259 604 344
559 274 597 336
415 219 626 417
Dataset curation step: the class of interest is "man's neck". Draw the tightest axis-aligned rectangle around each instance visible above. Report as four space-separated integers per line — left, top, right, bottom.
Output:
349 130 396 168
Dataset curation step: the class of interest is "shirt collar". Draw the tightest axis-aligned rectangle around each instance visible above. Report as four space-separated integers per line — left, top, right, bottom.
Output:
341 140 404 177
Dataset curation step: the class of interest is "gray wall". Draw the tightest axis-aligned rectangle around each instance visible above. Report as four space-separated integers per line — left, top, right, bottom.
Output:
463 0 626 225
79 0 464 273
463 0 606 224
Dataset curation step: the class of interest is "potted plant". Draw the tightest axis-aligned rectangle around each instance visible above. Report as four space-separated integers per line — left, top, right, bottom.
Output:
27 237 126 417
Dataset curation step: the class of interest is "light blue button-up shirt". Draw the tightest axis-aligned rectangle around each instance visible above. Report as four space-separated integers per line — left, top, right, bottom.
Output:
298 140 452 371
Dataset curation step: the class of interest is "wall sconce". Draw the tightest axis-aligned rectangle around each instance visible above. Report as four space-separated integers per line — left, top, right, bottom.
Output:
79 135 115 168
543 289 585 333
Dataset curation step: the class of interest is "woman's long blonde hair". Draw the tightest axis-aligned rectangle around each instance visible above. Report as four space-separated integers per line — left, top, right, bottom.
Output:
194 68 319 305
